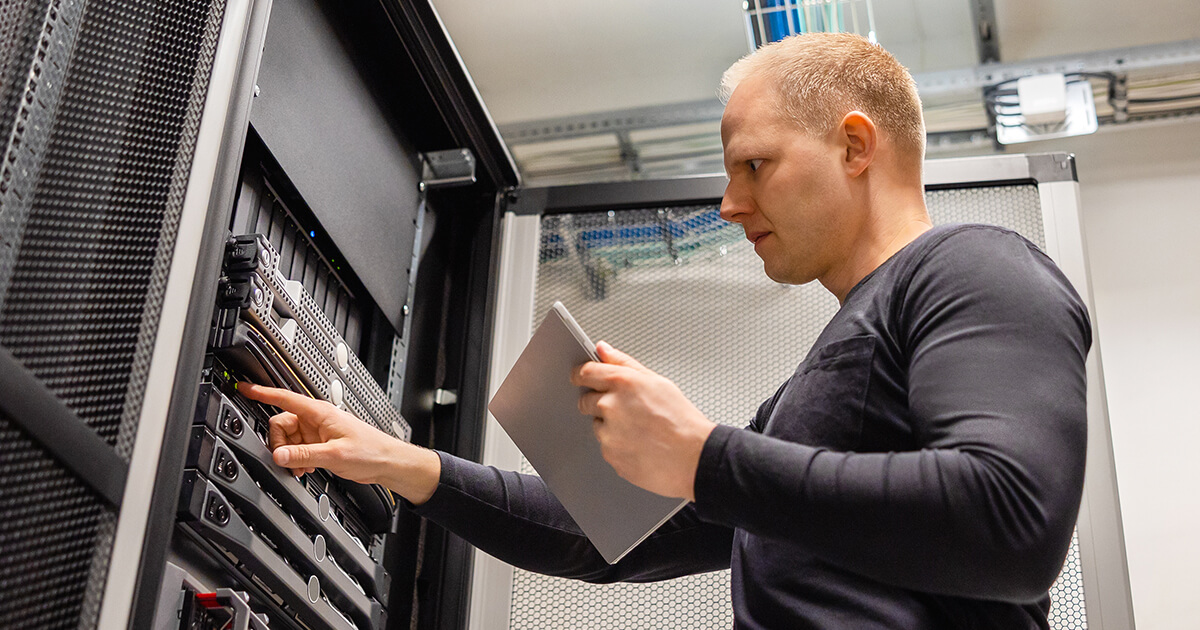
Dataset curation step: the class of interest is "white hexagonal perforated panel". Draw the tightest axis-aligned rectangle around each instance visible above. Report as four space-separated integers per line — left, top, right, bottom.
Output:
512 185 1084 629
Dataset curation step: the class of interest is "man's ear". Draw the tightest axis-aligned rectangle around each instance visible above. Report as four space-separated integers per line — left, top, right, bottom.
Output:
839 111 877 177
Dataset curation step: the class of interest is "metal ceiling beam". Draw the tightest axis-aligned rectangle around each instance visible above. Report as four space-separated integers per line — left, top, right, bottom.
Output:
969 0 1001 64
499 39 1200 146
499 99 724 144
917 37 1200 95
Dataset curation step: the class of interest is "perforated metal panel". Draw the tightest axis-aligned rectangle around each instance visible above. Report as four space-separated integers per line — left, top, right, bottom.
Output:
512 185 1086 629
1050 531 1088 629
927 185 1046 250
0 0 45 140
0 413 113 628
0 0 227 627
0 0 225 456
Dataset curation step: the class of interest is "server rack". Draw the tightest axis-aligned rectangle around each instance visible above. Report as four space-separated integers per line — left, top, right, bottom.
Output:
0 0 517 628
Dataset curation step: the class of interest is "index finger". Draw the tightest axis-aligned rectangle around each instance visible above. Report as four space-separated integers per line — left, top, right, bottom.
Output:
237 382 323 415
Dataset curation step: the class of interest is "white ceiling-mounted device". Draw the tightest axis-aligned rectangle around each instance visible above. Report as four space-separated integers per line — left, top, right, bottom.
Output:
993 72 1099 145
1017 73 1069 125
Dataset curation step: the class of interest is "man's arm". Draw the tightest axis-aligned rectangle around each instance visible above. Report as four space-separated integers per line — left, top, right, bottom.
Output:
413 452 733 583
699 230 1089 601
237 382 733 583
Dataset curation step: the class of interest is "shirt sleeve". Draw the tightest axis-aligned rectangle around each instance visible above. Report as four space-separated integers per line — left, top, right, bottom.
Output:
410 450 733 583
692 227 1091 602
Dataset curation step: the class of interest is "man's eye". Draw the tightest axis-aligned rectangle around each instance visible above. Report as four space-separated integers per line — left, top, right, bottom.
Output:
749 159 764 172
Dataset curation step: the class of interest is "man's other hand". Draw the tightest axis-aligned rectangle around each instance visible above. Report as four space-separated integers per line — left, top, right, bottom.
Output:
573 341 717 502
237 382 441 505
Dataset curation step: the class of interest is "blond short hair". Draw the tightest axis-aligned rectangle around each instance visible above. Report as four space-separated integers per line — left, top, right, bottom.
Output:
719 33 925 166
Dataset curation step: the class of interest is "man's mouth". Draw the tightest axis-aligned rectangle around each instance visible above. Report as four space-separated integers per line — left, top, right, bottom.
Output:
747 231 768 244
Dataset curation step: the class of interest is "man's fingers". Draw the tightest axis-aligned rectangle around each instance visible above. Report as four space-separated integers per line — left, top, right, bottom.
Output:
570 360 628 390
578 390 604 417
273 441 337 471
268 412 302 451
596 341 648 372
238 382 323 415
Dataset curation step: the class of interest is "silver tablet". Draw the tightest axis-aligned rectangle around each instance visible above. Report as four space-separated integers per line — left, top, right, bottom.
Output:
488 301 688 564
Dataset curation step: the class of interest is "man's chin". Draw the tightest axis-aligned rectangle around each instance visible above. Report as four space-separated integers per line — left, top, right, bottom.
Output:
762 265 797 285
761 261 815 286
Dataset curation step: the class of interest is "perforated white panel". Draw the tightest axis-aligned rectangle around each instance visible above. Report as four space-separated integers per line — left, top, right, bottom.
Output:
511 185 1085 629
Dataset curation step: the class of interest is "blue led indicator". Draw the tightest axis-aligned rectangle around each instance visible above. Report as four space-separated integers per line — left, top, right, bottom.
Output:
309 230 316 237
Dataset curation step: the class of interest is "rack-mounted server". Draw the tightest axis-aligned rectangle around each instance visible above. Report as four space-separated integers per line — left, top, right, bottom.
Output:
157 234 412 630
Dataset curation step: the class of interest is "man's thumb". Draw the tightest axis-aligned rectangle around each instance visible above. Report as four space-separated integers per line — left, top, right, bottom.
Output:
274 443 330 469
596 341 647 371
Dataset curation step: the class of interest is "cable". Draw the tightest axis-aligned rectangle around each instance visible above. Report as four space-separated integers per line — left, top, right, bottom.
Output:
1127 93 1200 104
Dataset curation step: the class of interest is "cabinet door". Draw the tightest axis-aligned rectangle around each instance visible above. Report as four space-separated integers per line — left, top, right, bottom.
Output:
470 154 1130 630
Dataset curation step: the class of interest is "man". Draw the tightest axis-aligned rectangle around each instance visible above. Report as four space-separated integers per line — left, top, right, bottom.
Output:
242 33 1090 628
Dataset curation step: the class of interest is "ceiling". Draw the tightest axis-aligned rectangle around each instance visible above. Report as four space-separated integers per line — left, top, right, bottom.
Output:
996 0 1200 61
430 0 1200 184
433 0 1200 125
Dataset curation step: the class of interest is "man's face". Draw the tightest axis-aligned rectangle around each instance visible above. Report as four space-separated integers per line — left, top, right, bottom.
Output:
719 75 859 285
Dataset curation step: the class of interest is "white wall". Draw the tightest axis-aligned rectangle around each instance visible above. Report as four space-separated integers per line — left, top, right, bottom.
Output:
1027 121 1200 629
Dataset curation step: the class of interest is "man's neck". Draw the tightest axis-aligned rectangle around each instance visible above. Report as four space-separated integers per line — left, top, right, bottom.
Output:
821 194 932 304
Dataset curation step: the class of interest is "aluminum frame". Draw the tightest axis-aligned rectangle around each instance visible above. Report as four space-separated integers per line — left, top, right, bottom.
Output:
478 152 1133 630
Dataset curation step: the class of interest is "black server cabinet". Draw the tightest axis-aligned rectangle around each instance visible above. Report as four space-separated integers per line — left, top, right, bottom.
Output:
0 0 516 629
0 0 253 627
126 1 522 630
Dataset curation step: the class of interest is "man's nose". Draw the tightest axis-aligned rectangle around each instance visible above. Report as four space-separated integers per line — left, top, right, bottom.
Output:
720 181 749 223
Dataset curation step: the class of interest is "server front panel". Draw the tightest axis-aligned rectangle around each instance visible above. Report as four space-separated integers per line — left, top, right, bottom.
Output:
151 139 416 630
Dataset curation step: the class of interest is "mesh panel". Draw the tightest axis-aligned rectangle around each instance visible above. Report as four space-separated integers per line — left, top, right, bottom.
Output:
0 0 224 455
0 413 112 629
0 0 226 627
77 510 118 630
926 185 1046 250
511 572 732 630
1049 531 1088 630
0 0 46 140
515 185 1085 628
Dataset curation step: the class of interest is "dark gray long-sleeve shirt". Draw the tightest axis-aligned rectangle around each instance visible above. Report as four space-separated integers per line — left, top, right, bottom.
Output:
414 224 1091 629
